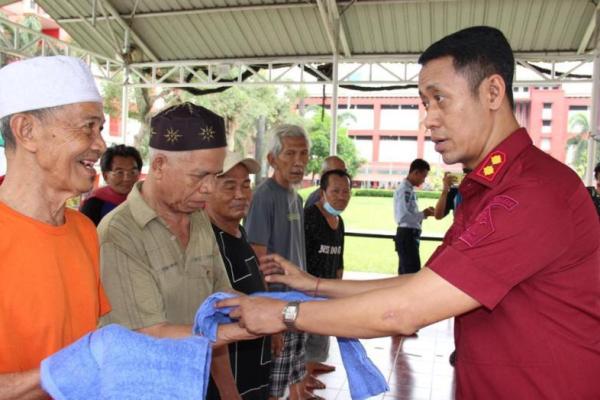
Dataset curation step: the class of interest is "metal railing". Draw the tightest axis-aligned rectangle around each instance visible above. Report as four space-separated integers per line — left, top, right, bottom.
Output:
345 230 444 241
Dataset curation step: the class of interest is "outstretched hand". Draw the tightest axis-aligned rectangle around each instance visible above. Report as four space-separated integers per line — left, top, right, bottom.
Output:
216 296 287 336
259 254 318 293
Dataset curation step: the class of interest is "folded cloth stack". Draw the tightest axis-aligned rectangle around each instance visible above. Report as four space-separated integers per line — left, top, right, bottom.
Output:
40 324 211 400
195 291 390 400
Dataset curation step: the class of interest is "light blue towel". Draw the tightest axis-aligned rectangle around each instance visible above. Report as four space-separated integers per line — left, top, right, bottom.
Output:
195 291 389 400
41 324 212 400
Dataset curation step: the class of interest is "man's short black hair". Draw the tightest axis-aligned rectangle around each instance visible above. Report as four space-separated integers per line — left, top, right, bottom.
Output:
100 144 143 173
409 158 430 174
320 169 352 191
418 26 515 108
594 162 600 179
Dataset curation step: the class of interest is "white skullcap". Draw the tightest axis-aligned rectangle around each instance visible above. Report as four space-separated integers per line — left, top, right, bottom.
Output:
0 56 102 119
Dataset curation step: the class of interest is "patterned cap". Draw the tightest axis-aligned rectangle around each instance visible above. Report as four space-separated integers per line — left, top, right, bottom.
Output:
149 103 227 151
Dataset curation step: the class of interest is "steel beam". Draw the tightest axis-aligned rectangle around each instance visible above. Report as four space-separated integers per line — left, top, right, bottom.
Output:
99 0 159 62
0 16 123 81
578 1 600 55
327 0 352 57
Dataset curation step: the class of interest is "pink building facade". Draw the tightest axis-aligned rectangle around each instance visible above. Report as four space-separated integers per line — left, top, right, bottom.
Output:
303 86 591 186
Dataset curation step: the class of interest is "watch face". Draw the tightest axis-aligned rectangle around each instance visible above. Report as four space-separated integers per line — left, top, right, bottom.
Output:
283 302 299 325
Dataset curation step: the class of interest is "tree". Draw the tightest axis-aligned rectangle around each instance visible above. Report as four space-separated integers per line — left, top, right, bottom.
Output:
182 85 305 153
305 106 365 179
101 75 183 161
567 112 591 177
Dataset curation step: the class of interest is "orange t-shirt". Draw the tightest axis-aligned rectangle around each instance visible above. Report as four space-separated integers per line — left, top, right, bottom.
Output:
0 203 111 373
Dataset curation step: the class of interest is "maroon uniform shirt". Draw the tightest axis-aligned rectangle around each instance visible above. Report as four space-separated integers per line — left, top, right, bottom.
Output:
428 128 600 399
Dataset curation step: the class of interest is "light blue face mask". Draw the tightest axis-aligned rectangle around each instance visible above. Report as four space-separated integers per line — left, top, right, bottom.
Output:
323 194 343 216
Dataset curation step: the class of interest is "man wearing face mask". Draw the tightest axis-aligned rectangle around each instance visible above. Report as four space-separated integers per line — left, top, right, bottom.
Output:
303 168 352 385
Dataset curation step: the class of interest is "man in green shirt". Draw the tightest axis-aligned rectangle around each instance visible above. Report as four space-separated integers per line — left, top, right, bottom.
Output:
98 103 241 399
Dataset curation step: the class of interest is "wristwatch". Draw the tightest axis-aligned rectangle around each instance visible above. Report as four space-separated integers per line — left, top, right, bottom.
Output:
281 301 300 330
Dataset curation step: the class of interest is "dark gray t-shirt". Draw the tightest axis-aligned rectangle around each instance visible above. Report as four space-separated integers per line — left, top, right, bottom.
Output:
245 178 306 274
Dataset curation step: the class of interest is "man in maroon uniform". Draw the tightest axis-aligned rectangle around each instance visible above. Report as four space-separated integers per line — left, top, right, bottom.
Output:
220 26 600 399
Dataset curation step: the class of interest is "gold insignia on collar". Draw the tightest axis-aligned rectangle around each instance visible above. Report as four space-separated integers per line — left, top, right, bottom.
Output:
491 154 503 165
199 126 215 141
476 151 506 181
164 127 182 143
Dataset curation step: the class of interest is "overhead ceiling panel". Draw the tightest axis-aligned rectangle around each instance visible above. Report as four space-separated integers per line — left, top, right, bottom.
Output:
27 0 600 64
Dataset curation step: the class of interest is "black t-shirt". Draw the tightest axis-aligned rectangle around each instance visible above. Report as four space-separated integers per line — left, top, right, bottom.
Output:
304 204 344 279
206 224 271 400
442 187 459 218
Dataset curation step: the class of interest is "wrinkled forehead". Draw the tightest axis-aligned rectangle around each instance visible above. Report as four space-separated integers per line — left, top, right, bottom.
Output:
281 135 309 150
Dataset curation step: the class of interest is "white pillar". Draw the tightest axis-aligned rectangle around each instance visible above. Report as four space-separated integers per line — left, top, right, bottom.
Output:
329 17 340 156
121 67 129 145
585 10 600 185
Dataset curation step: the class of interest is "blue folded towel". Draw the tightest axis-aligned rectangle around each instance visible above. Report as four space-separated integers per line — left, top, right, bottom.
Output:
195 291 389 400
41 324 212 400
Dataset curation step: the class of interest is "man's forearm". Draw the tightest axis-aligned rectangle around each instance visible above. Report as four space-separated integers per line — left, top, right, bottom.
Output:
294 268 480 338
434 190 449 219
136 322 191 338
0 369 47 400
210 346 241 399
317 274 409 299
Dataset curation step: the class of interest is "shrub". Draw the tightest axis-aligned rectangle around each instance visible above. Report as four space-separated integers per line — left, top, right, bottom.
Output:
352 189 442 199
353 189 394 197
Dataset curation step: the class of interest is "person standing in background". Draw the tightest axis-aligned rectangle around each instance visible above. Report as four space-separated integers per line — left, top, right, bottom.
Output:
393 158 434 274
304 155 347 208
80 144 142 225
303 168 352 385
244 124 312 400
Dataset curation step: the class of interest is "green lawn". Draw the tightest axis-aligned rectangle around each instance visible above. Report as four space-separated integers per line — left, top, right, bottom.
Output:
299 187 453 274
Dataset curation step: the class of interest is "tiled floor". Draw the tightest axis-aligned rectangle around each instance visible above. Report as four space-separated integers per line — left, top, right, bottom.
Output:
311 272 456 400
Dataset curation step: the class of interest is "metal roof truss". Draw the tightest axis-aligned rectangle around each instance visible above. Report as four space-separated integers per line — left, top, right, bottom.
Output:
0 15 595 89
0 16 123 82
124 57 594 89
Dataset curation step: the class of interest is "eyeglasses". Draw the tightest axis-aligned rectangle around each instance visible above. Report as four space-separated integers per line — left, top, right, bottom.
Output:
109 168 140 179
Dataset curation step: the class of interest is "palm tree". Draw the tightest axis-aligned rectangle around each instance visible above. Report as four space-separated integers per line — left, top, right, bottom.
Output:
567 112 590 177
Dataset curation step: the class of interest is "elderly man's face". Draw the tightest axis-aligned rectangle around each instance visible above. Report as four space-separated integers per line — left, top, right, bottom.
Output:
160 147 226 213
419 56 492 169
271 136 309 188
208 164 252 223
34 102 106 196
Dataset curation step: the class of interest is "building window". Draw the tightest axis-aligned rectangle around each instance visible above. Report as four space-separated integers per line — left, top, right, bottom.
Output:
380 104 420 130
379 136 417 162
343 105 374 130
542 103 552 120
541 119 552 134
568 105 590 133
350 136 373 161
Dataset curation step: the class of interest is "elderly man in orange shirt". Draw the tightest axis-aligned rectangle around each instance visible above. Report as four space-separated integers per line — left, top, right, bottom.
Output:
0 56 111 399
